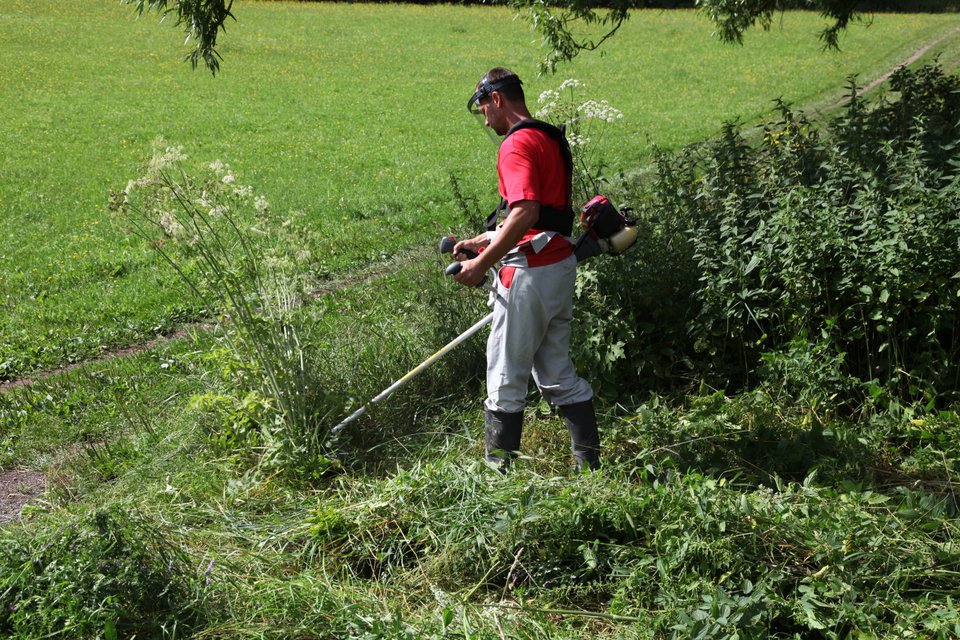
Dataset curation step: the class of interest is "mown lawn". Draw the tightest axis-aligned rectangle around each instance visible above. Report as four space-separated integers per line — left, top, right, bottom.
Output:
1 1 958 379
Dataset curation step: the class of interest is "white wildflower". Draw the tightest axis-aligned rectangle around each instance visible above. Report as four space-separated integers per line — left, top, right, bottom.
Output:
221 173 236 185
558 78 583 91
567 132 590 148
148 145 187 174
158 211 181 236
535 102 558 118
233 184 253 199
124 177 153 196
537 89 558 105
208 205 228 218
578 99 622 123
208 159 226 175
254 195 269 214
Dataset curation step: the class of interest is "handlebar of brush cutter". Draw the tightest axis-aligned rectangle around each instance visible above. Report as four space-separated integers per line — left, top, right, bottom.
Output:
439 236 493 287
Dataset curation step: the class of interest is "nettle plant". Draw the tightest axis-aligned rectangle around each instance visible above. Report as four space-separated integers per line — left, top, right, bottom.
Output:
111 139 340 477
535 78 624 205
571 62 960 407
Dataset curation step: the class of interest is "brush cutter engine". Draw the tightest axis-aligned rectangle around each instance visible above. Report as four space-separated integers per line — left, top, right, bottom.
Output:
573 196 638 263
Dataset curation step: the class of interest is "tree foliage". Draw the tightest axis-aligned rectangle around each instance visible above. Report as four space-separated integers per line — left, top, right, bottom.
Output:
698 0 864 48
123 0 235 74
127 0 872 75
517 0 868 74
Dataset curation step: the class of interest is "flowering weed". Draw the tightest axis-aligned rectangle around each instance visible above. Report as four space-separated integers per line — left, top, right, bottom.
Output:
113 139 340 477
536 78 624 204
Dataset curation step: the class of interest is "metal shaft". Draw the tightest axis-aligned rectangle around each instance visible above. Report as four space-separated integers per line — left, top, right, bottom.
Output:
330 312 493 435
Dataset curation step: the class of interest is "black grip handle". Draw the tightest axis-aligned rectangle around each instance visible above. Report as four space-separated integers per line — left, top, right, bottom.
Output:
445 260 487 286
441 236 486 286
439 236 478 260
439 236 456 255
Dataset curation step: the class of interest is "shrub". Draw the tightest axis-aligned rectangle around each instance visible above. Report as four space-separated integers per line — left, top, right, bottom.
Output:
573 62 960 407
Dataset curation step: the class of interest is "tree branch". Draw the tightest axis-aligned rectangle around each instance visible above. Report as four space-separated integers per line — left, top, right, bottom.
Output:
124 0 236 75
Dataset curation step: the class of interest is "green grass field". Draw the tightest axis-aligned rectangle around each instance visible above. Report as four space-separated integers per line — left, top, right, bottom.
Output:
3 4 960 637
1 0 959 379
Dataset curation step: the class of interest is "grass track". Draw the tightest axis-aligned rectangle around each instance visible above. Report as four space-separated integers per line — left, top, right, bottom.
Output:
1 1 959 379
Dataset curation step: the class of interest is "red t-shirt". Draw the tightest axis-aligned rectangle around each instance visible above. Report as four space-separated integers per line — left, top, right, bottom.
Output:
498 127 568 211
497 127 572 266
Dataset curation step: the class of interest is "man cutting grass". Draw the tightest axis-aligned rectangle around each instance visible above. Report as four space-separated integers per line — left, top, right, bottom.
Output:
453 67 600 472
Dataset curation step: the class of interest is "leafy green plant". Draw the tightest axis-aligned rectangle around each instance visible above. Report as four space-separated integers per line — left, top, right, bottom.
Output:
574 62 960 409
190 389 272 452
570 144 704 395
0 508 207 639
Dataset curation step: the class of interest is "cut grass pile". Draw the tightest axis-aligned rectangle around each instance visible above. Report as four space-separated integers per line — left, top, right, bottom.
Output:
4 337 960 637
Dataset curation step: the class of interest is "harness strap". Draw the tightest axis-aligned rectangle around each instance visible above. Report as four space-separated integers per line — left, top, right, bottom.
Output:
486 119 575 237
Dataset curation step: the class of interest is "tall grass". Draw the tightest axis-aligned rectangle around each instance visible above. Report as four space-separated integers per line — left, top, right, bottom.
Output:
112 140 347 476
104 136 489 476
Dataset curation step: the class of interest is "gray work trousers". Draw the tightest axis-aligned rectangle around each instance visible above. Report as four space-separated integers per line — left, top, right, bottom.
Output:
484 254 594 414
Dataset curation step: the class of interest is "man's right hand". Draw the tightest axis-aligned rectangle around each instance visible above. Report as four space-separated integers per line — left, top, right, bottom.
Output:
453 233 490 261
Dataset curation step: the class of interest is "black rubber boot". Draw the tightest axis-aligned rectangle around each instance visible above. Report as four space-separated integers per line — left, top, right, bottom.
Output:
559 400 600 471
485 409 524 472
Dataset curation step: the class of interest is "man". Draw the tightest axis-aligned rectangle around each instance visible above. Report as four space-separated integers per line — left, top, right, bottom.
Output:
453 67 600 471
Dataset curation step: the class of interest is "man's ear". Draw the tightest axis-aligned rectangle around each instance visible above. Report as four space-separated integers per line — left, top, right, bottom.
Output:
490 91 504 108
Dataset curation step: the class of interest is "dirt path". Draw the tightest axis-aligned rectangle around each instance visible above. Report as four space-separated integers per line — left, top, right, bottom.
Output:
0 260 399 395
0 471 46 524
0 325 206 395
819 25 960 113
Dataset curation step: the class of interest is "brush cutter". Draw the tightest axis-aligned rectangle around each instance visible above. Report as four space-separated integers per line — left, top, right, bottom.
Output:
330 199 637 436
329 239 495 436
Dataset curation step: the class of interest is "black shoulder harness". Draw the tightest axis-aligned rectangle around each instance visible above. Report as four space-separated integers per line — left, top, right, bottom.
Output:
485 119 575 237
